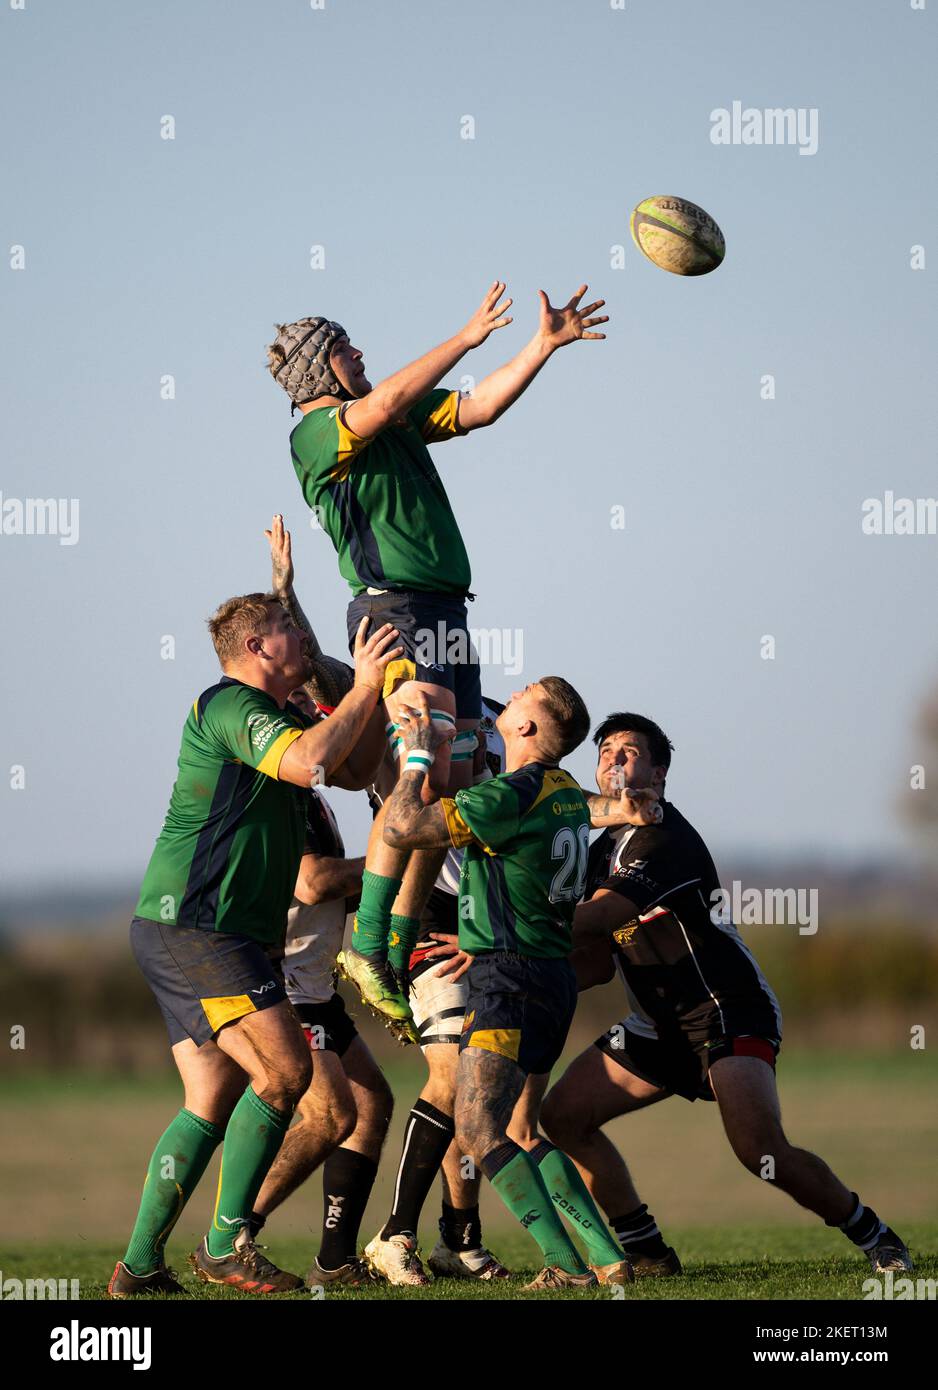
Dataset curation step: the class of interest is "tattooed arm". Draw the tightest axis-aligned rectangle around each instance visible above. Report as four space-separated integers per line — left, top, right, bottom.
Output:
584 787 662 828
265 513 355 707
382 692 457 850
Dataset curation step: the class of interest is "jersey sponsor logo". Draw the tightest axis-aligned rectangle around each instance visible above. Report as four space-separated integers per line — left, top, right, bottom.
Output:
248 713 288 752
613 922 640 949
615 860 658 891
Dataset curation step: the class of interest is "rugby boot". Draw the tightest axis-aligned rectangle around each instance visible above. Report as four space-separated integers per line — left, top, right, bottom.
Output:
427 1239 511 1280
363 1230 430 1286
337 947 413 1024
188 1228 303 1293
524 1265 599 1291
867 1227 913 1274
107 1261 187 1298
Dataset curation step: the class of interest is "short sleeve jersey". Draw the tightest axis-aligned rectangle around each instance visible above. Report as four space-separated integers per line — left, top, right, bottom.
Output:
135 678 311 944
290 388 471 596
441 763 591 959
585 802 781 1033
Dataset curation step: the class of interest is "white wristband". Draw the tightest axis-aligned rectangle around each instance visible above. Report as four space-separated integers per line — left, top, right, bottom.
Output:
404 751 433 775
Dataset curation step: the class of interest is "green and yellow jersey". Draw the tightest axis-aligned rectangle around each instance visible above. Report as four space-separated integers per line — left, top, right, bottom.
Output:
441 763 592 959
135 678 311 945
290 387 471 596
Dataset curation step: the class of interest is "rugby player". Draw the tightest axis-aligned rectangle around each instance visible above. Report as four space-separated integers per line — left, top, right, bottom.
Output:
379 682 662 1291
229 526 394 1287
364 699 512 1285
540 713 914 1277
107 589 401 1297
267 283 609 1028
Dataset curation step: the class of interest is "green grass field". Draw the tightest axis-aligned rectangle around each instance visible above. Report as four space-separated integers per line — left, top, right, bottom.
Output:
3 1227 937 1301
2 1049 936 1300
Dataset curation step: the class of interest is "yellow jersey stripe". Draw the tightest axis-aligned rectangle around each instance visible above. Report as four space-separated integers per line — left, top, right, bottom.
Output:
419 390 467 443
441 797 476 849
257 726 304 780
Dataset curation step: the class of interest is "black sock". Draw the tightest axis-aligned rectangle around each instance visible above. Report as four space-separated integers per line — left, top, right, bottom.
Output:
610 1204 669 1259
382 1100 455 1239
830 1192 885 1251
440 1200 483 1253
317 1147 379 1271
246 1211 266 1239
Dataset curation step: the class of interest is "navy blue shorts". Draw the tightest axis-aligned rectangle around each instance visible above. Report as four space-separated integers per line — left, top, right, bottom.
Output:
346 590 482 719
459 951 577 1077
130 917 288 1047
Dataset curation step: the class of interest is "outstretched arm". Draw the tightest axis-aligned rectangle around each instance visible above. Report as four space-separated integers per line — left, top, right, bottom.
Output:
266 514 355 707
585 787 662 828
343 282 513 441
457 284 608 431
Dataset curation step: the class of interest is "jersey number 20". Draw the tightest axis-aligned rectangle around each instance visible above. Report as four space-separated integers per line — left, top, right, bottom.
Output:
549 823 590 903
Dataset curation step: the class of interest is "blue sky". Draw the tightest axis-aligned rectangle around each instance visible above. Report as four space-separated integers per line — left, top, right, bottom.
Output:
1 0 936 890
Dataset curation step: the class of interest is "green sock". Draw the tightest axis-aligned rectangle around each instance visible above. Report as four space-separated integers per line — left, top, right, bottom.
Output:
205 1087 291 1258
123 1108 224 1275
531 1140 625 1266
351 871 403 959
483 1141 586 1274
387 912 420 975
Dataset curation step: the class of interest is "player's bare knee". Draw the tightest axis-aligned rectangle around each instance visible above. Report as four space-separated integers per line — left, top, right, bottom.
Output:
540 1090 578 1147
733 1127 786 1177
267 1052 314 1110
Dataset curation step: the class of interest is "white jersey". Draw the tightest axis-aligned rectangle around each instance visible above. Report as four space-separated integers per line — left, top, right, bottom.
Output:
283 789 348 1007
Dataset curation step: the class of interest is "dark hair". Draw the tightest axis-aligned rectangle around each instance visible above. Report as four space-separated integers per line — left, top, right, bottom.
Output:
536 677 591 762
593 712 674 771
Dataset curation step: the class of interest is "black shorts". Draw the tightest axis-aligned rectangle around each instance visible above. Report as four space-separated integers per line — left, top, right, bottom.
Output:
596 1019 781 1103
346 589 482 719
131 917 288 1047
459 951 577 1077
294 993 359 1057
409 886 458 983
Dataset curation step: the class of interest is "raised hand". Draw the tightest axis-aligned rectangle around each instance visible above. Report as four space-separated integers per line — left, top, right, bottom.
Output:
265 514 293 597
461 281 514 349
536 284 608 350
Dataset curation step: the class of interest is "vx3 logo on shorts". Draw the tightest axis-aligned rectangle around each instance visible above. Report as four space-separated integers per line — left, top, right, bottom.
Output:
251 980 278 995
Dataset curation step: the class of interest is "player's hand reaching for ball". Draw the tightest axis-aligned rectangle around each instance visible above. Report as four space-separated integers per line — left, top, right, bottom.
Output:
537 284 608 350
461 281 514 348
352 618 403 696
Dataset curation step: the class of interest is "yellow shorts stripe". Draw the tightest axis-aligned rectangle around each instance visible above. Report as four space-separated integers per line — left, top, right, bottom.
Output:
200 993 257 1034
381 657 417 701
466 1028 521 1062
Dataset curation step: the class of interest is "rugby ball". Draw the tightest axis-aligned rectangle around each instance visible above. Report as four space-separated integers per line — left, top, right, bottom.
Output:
630 196 725 276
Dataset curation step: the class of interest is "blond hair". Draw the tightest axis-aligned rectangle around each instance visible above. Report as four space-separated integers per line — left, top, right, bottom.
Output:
207 592 279 667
